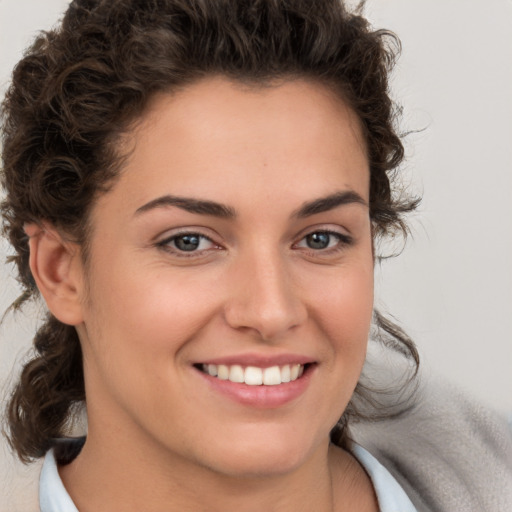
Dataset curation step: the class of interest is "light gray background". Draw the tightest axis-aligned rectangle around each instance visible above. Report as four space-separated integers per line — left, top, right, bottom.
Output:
1 0 511 455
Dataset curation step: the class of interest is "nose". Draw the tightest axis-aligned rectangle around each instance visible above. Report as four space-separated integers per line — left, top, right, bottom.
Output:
223 249 307 341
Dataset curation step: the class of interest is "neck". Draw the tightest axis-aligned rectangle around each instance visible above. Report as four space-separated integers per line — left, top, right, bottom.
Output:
59 427 376 512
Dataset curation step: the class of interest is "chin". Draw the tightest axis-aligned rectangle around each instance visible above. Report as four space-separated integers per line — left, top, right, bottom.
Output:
192 425 326 478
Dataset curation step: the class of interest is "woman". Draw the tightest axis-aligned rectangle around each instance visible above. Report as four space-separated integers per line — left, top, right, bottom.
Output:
1 1 510 511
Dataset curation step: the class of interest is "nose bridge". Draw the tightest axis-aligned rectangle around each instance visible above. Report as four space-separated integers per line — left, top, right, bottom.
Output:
224 243 306 340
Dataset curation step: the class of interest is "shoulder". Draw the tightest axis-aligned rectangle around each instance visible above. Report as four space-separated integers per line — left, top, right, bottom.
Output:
351 376 512 512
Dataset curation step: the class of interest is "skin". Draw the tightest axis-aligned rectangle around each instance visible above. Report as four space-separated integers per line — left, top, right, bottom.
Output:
28 77 377 511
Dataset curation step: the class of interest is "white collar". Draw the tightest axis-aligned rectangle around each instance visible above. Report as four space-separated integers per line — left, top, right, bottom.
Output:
351 443 418 512
39 447 79 512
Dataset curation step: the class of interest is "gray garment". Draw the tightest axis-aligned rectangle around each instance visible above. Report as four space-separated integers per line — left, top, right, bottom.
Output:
351 378 512 512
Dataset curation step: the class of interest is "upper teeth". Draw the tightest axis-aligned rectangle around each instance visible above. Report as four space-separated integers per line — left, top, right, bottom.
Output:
202 364 304 386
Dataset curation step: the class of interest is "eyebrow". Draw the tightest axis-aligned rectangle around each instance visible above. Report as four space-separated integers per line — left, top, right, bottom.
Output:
293 190 368 218
134 190 367 219
135 195 236 218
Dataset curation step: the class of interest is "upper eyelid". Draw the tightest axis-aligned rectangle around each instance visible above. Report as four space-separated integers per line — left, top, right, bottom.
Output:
158 232 217 248
153 224 353 247
293 224 352 242
155 226 219 243
294 230 352 247
298 229 350 240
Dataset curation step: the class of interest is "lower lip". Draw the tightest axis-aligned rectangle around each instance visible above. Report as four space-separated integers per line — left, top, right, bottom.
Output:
195 366 315 409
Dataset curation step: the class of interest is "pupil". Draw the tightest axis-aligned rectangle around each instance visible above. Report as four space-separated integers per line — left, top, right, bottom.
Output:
175 234 200 251
307 232 330 249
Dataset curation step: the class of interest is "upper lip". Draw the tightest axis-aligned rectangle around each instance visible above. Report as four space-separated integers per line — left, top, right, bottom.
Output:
194 353 315 367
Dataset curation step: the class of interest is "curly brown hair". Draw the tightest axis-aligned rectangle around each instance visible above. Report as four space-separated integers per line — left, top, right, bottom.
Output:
1 0 418 463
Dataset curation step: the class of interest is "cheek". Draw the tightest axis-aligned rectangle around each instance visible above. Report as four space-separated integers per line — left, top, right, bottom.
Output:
78 263 221 422
306 260 374 362
298 262 373 429
82 258 221 362
317 258 374 324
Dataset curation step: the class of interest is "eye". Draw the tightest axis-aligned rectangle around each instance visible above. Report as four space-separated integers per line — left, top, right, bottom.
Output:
158 232 217 254
304 232 334 250
295 230 352 251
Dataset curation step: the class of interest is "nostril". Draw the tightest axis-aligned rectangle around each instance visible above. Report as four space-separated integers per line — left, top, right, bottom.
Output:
223 302 307 341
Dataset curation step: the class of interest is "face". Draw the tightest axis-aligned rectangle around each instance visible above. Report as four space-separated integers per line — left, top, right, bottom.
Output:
74 77 374 478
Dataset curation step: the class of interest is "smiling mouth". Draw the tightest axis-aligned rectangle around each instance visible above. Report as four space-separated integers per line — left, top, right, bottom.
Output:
197 363 309 386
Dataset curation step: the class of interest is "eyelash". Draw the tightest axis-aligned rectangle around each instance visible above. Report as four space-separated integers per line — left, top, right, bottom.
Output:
293 230 353 256
156 232 219 258
156 229 353 258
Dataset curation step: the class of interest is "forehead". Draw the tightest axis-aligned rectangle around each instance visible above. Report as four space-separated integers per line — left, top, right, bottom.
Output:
138 77 367 160
99 77 369 216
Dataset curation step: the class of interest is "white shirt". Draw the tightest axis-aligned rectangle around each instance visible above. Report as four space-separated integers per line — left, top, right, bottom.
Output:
39 443 417 511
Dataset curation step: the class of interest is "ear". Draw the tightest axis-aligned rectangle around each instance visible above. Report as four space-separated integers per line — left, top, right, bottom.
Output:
25 223 85 326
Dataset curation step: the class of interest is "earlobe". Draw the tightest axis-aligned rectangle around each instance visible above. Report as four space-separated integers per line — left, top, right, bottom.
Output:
25 223 85 326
